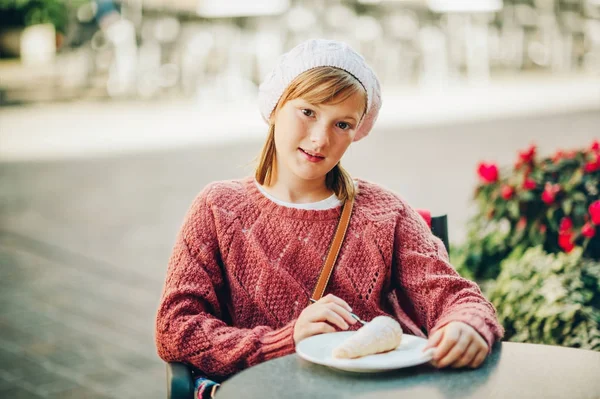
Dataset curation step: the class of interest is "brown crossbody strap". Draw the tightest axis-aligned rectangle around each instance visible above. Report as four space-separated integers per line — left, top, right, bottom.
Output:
311 197 355 301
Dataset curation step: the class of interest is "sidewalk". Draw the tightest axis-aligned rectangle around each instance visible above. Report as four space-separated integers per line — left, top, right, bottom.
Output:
1 72 598 161
1 108 599 398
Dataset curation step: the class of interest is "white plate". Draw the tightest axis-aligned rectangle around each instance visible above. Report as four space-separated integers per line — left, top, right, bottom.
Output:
296 331 434 373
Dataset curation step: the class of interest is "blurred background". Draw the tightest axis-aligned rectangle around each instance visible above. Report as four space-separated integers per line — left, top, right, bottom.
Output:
1 1 599 398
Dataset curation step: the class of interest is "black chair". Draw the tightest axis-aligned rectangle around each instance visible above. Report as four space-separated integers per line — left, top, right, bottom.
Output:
165 214 449 399
166 362 195 399
430 214 449 254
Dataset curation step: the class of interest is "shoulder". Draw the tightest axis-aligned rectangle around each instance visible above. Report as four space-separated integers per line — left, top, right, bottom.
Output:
354 178 408 221
189 177 251 216
204 178 249 205
181 178 251 244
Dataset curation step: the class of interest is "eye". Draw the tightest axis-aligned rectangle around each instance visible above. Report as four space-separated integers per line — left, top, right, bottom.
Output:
336 121 352 131
301 109 315 117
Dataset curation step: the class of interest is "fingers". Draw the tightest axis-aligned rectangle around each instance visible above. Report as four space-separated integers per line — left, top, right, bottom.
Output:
463 327 489 368
319 294 352 312
318 307 349 330
431 325 461 365
327 302 357 326
436 333 470 368
312 294 356 329
468 348 488 369
305 322 337 337
450 341 477 368
294 295 356 344
429 322 490 369
423 329 443 351
311 303 355 330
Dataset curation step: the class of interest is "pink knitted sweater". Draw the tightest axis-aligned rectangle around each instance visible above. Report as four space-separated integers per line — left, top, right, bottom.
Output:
155 177 503 379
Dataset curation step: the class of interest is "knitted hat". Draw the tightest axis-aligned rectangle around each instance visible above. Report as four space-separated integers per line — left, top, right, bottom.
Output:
258 39 382 142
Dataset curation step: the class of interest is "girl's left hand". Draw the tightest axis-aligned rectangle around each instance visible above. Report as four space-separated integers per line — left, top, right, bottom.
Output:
423 321 489 369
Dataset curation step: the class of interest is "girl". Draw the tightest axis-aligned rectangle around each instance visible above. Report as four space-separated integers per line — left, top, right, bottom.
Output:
155 39 504 398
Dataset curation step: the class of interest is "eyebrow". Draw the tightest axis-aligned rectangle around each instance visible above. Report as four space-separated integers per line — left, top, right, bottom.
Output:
304 102 359 123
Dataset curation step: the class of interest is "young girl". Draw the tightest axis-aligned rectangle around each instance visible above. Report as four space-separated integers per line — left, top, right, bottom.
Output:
155 39 504 398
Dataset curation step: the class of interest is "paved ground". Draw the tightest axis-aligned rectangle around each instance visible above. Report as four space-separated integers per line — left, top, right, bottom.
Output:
0 108 599 398
2 73 598 161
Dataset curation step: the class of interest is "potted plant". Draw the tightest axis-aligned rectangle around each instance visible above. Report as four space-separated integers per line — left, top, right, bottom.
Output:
0 0 80 63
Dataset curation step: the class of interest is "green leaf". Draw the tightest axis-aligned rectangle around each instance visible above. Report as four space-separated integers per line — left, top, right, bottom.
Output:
572 192 587 202
562 199 573 215
520 191 535 202
573 203 587 218
546 208 559 230
566 169 584 190
489 248 600 349
508 201 520 219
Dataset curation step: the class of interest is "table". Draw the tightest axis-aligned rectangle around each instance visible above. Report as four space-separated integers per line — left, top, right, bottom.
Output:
216 342 600 398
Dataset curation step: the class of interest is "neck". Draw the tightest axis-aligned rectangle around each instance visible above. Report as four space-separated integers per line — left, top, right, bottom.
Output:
264 164 332 204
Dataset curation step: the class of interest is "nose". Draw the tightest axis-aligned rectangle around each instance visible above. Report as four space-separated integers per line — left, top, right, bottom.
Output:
309 123 329 148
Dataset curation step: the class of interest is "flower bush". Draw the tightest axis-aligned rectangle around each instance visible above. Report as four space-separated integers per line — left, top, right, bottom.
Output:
454 140 600 282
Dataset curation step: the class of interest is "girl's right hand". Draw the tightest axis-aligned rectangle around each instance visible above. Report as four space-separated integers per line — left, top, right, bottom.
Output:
293 294 357 345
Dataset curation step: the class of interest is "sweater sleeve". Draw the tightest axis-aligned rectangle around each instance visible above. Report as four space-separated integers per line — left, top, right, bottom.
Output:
155 188 296 380
392 201 504 350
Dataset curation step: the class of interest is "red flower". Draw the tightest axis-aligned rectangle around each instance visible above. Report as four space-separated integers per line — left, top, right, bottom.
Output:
565 150 578 159
590 200 600 225
417 209 432 228
501 185 514 200
540 224 547 234
558 216 576 253
558 231 575 253
584 161 600 173
518 144 536 165
591 140 600 152
559 217 573 232
516 217 527 230
541 183 561 204
584 154 600 173
541 191 553 204
477 162 499 184
552 150 564 163
522 178 536 190
582 223 596 238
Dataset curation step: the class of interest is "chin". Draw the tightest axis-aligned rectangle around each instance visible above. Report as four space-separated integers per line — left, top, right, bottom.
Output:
289 158 336 181
290 166 326 181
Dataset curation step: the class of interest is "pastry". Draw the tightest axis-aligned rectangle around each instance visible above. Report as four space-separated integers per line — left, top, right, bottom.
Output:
332 316 403 359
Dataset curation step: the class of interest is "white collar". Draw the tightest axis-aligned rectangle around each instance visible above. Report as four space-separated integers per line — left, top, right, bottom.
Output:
253 179 342 210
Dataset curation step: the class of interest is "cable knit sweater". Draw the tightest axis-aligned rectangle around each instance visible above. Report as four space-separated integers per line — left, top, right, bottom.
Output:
155 176 504 380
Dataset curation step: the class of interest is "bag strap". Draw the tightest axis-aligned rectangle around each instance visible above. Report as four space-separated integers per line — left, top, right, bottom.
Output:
311 197 355 301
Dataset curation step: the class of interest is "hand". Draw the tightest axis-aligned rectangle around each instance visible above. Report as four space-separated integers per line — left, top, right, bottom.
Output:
423 321 489 369
293 294 357 345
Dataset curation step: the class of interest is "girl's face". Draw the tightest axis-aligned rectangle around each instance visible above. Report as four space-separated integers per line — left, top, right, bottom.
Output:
272 91 365 186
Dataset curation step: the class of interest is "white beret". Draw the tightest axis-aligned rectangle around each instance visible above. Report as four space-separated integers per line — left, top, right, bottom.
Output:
258 39 382 142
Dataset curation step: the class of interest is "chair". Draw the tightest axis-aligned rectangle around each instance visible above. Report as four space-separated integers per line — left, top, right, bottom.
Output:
165 212 449 399
416 210 449 253
166 362 194 399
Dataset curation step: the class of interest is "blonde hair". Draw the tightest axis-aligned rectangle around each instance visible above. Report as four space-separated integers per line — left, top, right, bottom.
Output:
255 67 367 202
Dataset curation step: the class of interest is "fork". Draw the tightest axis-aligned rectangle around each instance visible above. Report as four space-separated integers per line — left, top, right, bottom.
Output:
309 298 367 325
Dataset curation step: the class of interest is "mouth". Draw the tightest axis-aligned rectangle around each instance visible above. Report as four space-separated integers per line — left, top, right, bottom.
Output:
299 148 326 162
299 148 325 158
